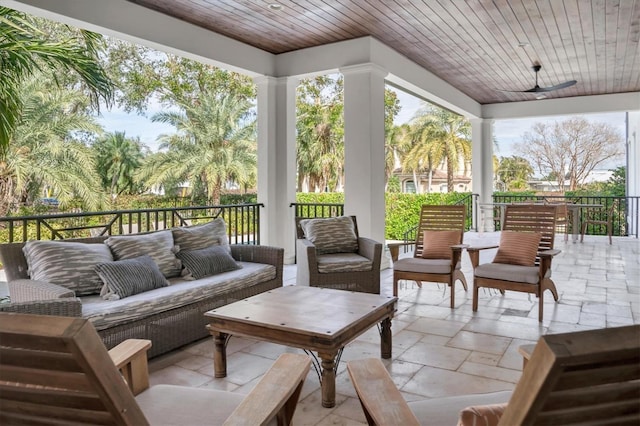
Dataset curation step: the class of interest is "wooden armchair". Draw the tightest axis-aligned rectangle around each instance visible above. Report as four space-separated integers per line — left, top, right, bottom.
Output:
581 200 616 244
296 215 382 293
347 325 640 425
0 313 311 426
390 205 468 308
467 204 560 321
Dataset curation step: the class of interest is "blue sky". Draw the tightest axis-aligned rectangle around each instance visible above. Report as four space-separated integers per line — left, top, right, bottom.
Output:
96 87 627 170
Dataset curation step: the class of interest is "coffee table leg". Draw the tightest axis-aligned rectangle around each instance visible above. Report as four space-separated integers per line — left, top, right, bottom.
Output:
318 351 338 408
213 332 228 378
381 317 392 359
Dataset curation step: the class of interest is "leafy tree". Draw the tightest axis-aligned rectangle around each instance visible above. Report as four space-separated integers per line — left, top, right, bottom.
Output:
603 166 626 196
404 105 471 192
0 7 112 158
93 131 147 198
137 92 256 204
0 75 105 216
496 156 534 191
516 117 623 192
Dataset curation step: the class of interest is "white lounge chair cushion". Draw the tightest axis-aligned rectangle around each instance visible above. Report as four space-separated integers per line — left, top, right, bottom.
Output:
474 263 551 284
393 257 460 274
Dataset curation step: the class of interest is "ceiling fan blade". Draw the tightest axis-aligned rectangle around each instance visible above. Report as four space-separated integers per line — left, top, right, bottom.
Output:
523 80 577 93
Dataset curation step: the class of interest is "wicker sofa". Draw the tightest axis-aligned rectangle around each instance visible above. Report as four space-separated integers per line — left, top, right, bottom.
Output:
0 226 283 358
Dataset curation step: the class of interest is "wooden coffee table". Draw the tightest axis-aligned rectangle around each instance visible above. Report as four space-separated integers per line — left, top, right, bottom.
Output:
205 285 397 408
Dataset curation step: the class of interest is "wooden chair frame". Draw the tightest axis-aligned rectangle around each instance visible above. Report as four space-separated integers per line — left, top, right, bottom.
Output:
467 204 560 322
390 205 468 308
581 200 617 245
347 325 640 426
0 313 311 426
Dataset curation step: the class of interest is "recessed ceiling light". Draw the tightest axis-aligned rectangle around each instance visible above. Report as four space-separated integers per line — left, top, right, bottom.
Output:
268 3 283 10
518 42 529 48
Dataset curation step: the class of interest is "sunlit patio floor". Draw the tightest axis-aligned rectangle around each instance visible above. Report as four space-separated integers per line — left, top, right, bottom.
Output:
147 232 640 425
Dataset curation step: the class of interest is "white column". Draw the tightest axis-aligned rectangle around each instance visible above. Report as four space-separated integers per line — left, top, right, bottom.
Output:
340 63 387 251
255 76 298 264
471 118 495 231
627 111 639 237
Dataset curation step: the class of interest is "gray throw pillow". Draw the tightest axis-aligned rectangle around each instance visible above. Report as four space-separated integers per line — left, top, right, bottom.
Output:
171 218 230 252
23 240 114 296
97 255 169 300
300 216 359 254
176 245 241 280
105 230 181 278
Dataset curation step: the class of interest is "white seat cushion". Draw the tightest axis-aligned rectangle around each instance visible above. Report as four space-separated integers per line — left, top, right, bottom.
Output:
393 257 460 274
475 263 551 284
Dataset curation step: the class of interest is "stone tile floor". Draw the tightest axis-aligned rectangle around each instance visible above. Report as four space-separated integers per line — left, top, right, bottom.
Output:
147 232 640 425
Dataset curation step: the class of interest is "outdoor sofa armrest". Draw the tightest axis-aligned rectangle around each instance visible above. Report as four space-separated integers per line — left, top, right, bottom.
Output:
109 339 152 395
0 298 82 317
8 278 76 303
230 244 283 267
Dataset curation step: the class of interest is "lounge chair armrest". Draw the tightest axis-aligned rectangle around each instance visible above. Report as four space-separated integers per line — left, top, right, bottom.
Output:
466 245 499 252
224 353 311 426
538 249 561 258
109 339 152 395
451 244 469 251
347 358 420 426
8 279 75 303
388 241 414 262
467 245 500 269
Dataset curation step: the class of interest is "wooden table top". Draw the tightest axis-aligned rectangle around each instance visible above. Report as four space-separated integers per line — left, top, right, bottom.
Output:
205 286 397 347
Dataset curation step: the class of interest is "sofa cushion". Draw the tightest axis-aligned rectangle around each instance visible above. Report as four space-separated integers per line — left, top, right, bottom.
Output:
81 261 277 331
493 231 541 266
171 218 229 252
97 255 170 300
300 216 358 254
105 230 181 278
421 230 461 259
176 245 241 279
316 253 372 273
22 240 113 296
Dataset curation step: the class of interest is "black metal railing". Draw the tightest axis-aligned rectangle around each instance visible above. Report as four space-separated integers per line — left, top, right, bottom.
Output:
289 202 344 219
0 203 263 244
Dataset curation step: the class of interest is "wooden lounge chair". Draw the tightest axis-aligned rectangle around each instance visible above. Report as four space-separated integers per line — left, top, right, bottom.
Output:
581 200 617 245
0 312 311 426
347 325 640 425
467 204 560 322
390 205 468 308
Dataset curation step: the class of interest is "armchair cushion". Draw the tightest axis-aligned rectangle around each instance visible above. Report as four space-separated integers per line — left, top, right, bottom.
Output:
300 216 358 254
316 253 372 273
176 245 241 279
23 240 113 296
394 257 461 274
457 403 507 426
106 230 182 278
474 262 551 284
422 230 461 259
97 255 169 300
492 231 541 266
171 218 229 252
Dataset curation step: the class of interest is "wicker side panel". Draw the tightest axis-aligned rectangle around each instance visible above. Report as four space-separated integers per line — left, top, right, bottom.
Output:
98 277 282 358
0 298 82 317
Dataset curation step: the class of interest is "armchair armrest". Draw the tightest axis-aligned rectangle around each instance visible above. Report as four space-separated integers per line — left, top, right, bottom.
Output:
357 237 382 264
109 338 152 395
224 353 311 426
8 278 75 302
0 298 82 317
466 245 500 269
538 249 561 278
296 239 318 286
347 358 420 426
387 242 414 262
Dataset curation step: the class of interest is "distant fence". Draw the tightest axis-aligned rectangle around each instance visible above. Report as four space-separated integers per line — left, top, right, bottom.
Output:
0 203 263 244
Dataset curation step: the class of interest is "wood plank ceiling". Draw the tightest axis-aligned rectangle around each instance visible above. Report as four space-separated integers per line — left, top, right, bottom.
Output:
128 0 640 105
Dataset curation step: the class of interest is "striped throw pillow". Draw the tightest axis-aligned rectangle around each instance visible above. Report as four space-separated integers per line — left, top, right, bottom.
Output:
421 230 461 259
97 255 169 300
176 245 241 279
105 230 181 278
171 218 229 252
23 240 113 296
493 231 541 266
300 216 359 254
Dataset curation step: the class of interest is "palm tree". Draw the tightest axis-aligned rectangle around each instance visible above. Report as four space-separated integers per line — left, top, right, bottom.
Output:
0 7 113 158
384 123 411 190
138 92 256 204
93 131 146 199
0 75 105 216
406 105 471 192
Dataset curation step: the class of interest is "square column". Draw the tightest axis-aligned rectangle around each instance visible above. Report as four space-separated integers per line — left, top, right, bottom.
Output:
471 118 495 230
340 64 387 246
255 76 298 263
